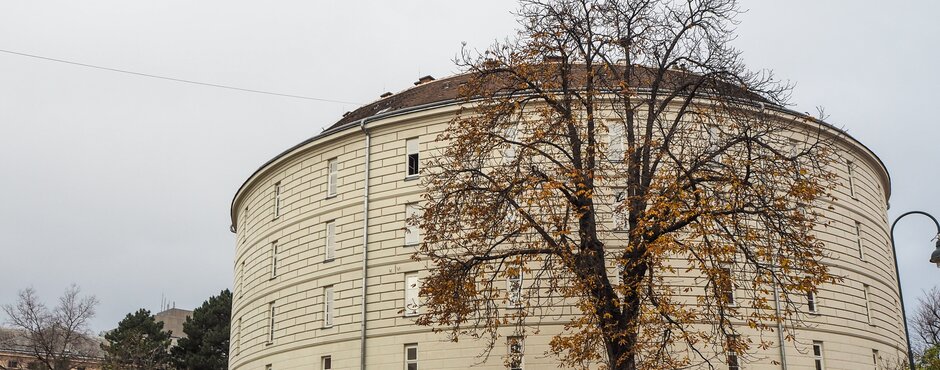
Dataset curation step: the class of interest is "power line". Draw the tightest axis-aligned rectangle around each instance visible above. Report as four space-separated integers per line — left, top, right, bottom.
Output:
0 48 363 105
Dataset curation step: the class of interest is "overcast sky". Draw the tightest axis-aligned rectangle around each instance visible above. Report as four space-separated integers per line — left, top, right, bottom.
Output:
1 1 938 334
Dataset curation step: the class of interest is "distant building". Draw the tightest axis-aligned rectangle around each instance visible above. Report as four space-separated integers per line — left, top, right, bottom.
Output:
154 307 192 345
0 328 103 370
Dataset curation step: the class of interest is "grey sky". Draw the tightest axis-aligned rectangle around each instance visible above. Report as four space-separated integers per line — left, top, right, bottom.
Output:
0 1 937 334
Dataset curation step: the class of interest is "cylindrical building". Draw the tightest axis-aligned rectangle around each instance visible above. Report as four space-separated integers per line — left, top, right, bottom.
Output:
229 73 903 370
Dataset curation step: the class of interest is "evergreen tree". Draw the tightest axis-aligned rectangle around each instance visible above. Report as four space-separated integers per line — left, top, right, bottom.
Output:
101 309 172 370
171 290 231 370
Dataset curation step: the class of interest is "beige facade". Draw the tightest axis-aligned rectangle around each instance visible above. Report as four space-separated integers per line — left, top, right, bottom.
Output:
229 78 903 370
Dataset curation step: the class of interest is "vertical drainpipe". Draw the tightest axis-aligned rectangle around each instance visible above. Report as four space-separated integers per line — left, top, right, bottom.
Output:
773 281 788 370
359 119 371 370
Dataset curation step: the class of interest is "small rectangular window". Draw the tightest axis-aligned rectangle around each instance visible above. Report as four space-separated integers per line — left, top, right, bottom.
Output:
235 317 242 354
327 158 338 197
855 221 864 260
508 336 524 370
807 290 818 314
612 189 628 232
268 302 275 344
726 335 739 370
404 343 418 370
863 284 872 325
321 356 332 370
719 266 736 306
325 220 336 261
406 138 420 177
847 160 856 198
812 341 825 370
273 182 281 219
265 365 272 370
324 285 334 327
507 270 523 308
404 273 420 316
8 360 19 368
270 242 279 280
608 121 624 161
503 124 519 162
405 203 421 246
872 349 879 367
238 260 245 298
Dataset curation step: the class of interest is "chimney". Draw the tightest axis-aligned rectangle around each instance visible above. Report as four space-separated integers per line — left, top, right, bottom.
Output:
380 92 393 98
414 75 435 85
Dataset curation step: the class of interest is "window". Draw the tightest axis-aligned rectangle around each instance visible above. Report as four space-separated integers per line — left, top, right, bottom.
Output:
707 125 721 162
321 356 332 370
502 124 519 162
872 349 880 367
608 121 624 161
324 285 334 327
507 270 523 308
612 189 628 232
508 336 524 370
855 221 864 260
327 158 338 197
719 266 736 306
726 335 739 370
267 302 275 344
325 220 336 261
237 260 245 298
807 290 818 314
863 284 872 325
404 343 418 370
265 365 272 370
405 203 421 246
847 160 856 198
812 341 825 370
7 361 18 368
404 273 420 316
273 182 281 219
406 138 420 177
235 317 242 354
270 242 278 279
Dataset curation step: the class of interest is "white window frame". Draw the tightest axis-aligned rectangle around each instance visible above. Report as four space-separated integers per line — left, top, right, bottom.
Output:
502 124 519 163
325 220 336 261
508 336 524 370
812 341 825 370
404 273 420 317
608 121 624 162
726 335 740 370
404 203 421 246
323 285 334 328
270 241 278 280
807 290 818 314
273 182 281 219
406 138 420 178
321 355 332 370
863 284 872 325
267 302 275 344
404 343 418 370
327 158 338 197
507 271 523 308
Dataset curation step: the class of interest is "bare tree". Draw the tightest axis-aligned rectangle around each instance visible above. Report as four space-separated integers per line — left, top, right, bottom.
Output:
415 0 838 369
2 285 100 370
913 287 940 357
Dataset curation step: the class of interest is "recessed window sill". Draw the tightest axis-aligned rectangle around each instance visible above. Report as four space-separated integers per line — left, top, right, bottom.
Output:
404 176 419 182
325 194 337 200
323 258 335 264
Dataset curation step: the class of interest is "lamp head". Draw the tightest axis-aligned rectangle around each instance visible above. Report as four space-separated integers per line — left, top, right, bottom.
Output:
931 239 940 268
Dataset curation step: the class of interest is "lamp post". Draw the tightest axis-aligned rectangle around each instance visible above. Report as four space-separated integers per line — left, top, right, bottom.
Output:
889 210 940 369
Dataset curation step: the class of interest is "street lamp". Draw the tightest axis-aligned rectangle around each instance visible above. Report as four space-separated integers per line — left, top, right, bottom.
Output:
890 210 940 369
